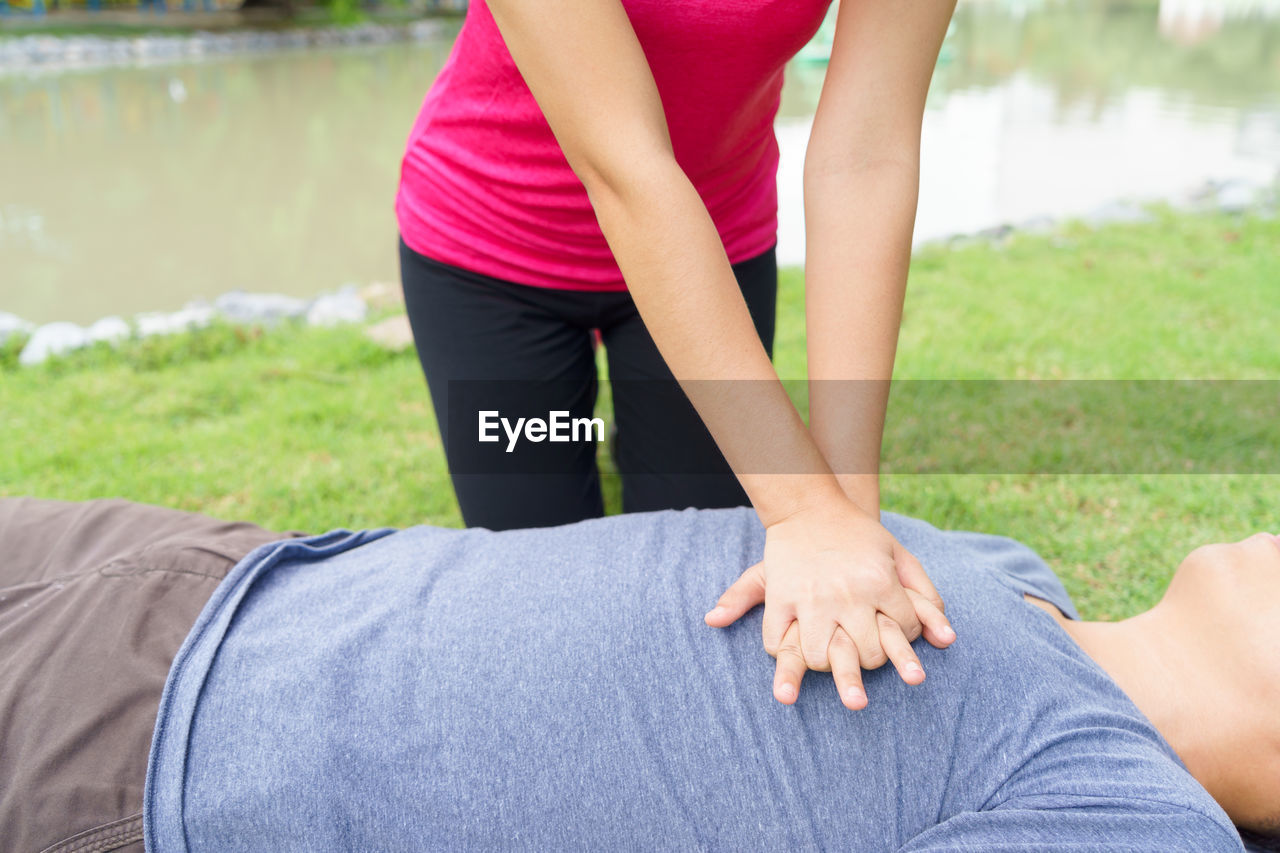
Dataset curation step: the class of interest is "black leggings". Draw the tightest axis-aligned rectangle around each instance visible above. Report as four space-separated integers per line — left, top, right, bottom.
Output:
399 238 777 530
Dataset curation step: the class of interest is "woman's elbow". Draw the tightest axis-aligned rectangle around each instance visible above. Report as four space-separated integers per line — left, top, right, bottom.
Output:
569 143 684 211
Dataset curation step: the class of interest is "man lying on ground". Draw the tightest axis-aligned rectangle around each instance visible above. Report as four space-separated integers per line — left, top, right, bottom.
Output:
1 497 1277 852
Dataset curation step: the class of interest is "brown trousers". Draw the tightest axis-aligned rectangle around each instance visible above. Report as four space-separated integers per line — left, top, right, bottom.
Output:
0 498 296 853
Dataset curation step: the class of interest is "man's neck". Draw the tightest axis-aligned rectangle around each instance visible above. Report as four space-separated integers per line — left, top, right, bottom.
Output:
1022 595 1232 791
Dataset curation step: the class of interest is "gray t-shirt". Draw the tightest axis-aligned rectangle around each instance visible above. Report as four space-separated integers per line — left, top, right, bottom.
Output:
144 508 1242 851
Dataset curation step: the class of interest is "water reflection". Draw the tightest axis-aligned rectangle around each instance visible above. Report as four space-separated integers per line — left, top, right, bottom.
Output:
1 2 1278 323
777 0 1280 264
1158 0 1280 44
0 35 459 323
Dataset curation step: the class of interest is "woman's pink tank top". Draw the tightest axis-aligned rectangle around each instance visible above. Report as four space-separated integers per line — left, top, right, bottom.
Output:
396 0 831 290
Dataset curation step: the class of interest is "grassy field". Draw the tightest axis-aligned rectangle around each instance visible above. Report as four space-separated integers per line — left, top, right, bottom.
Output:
3 207 1277 619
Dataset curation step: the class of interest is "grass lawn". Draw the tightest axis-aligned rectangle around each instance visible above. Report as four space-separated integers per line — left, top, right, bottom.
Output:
3 206 1278 619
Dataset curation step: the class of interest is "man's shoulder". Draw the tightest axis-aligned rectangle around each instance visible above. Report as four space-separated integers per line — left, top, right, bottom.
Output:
883 512 1082 621
903 790 1243 851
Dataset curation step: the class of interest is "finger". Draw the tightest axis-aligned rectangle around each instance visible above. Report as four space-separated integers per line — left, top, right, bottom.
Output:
878 613 926 686
761 599 795 657
798 612 837 672
877 583 925 645
705 562 766 627
896 546 946 615
773 622 807 705
841 609 887 671
907 589 956 648
828 627 867 710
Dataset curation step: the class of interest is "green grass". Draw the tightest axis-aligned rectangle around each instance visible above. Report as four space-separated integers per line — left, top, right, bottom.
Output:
3 207 1278 619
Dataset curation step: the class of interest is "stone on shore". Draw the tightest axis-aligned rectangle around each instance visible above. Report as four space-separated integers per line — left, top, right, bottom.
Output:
87 316 131 345
1214 180 1257 214
136 302 215 338
214 291 309 325
365 315 414 352
358 281 404 311
0 22 449 73
307 289 368 327
0 312 34 346
19 322 90 366
1085 200 1153 226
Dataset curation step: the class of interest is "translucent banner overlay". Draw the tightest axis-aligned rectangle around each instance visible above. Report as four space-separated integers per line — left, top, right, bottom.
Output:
446 380 1280 475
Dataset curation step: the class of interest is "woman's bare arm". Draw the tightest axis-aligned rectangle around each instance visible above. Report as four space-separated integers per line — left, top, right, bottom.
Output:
803 0 956 513
486 0 954 703
487 0 831 524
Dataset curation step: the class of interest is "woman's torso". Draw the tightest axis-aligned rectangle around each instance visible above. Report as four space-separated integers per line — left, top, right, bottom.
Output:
395 0 832 290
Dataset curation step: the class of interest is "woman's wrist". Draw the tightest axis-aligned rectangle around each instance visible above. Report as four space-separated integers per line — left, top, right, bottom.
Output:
746 472 860 529
836 473 881 518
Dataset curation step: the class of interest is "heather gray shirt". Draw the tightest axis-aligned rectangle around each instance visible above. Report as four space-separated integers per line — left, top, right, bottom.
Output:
145 508 1242 851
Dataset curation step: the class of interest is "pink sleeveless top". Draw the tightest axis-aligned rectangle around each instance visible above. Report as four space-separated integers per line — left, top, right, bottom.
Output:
396 0 832 291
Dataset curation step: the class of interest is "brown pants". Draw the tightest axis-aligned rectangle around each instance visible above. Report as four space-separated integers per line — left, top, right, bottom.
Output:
0 498 298 853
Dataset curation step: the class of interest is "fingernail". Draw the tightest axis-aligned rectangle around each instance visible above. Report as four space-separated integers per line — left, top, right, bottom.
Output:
777 683 796 701
705 607 725 620
907 664 925 680
940 626 956 641
843 687 864 705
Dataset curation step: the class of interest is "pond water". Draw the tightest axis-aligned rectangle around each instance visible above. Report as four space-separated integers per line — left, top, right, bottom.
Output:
2 0 1278 324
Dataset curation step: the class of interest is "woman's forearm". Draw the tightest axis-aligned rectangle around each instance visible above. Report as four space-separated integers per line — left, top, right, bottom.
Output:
803 159 921 514
797 0 953 514
582 159 846 526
